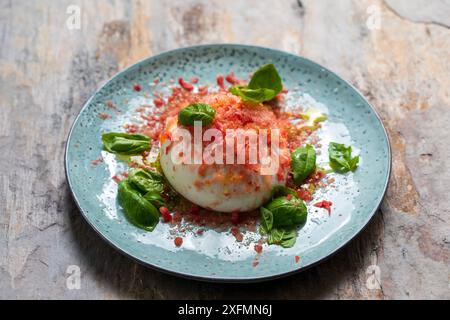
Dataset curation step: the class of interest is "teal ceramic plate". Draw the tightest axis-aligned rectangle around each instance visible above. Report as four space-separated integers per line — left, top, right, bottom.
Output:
65 44 391 282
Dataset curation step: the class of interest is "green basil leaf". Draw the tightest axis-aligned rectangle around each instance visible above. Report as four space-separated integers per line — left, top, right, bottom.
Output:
328 142 359 173
267 228 297 248
143 191 166 209
260 207 273 233
265 196 308 228
291 145 316 185
102 132 151 155
248 64 283 93
117 180 160 231
229 64 282 103
128 169 164 194
229 86 276 104
178 103 216 126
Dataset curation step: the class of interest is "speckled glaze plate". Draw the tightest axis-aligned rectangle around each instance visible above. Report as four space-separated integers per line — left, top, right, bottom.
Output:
65 44 391 282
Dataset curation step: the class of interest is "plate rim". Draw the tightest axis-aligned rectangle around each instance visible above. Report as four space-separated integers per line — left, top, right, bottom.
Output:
64 43 392 283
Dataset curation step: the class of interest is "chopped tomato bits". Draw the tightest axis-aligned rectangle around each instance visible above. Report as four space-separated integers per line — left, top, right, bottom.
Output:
216 75 226 90
314 200 333 215
153 98 165 108
295 255 300 264
297 188 313 201
174 237 183 247
159 206 172 222
133 83 142 92
254 244 263 254
178 78 194 91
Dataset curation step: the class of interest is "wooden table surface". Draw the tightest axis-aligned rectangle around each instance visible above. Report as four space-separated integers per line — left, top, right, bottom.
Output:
1 0 449 299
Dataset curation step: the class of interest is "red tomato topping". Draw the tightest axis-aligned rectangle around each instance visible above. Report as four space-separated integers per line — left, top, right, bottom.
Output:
295 255 300 264
178 78 194 91
254 244 263 254
112 175 122 183
159 206 172 222
225 72 239 85
133 83 141 92
297 188 313 201
153 98 165 108
231 211 240 225
314 200 333 215
286 194 293 201
216 75 226 90
174 237 183 247
190 77 199 84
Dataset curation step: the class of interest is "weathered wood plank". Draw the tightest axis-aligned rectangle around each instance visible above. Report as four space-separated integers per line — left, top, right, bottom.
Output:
0 0 449 299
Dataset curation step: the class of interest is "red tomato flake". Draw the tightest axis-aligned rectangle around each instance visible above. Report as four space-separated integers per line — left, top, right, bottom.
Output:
196 229 204 235
112 175 122 183
282 88 289 94
286 194 293 201
190 77 199 84
91 157 103 166
198 85 208 95
159 206 172 222
225 72 239 85
133 83 142 92
122 171 129 178
314 200 333 215
105 100 117 109
231 211 240 225
174 237 183 247
98 112 111 120
178 78 194 91
254 244 263 254
216 75 226 90
231 226 243 242
295 255 300 264
297 188 313 201
153 98 165 108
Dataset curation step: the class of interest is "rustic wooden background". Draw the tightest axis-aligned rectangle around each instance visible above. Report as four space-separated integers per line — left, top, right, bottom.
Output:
1 0 449 299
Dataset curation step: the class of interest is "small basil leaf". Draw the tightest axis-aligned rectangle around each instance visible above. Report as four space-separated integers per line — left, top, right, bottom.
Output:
260 207 274 232
248 64 283 93
291 144 316 185
267 228 297 248
102 132 151 155
229 64 282 103
128 169 164 194
229 86 276 104
178 103 216 126
117 180 159 231
265 196 308 228
328 142 359 173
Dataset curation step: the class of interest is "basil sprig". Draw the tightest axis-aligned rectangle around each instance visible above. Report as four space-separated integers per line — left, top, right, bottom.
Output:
229 64 283 103
260 192 308 248
118 180 160 231
117 168 167 231
178 103 216 126
328 142 359 173
102 132 151 155
291 144 316 185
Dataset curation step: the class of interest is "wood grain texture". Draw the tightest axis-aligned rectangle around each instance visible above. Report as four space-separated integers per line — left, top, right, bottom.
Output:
0 0 449 299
